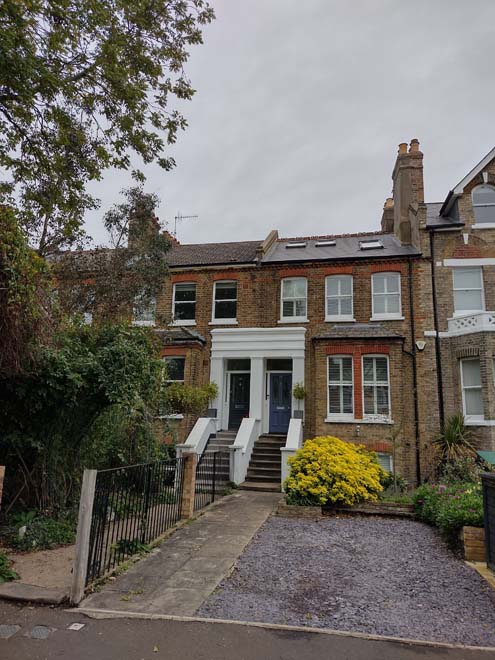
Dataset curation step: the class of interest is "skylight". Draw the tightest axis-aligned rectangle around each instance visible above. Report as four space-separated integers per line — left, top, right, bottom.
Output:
285 242 306 249
359 239 383 250
315 240 336 247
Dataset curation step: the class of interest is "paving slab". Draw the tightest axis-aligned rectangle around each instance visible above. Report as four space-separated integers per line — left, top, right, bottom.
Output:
81 491 280 616
0 582 68 605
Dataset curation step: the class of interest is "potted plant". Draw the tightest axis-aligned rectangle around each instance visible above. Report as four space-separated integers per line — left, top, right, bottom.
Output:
292 382 306 420
205 382 219 418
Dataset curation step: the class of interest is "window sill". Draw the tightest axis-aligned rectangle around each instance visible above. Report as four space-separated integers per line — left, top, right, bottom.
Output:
132 320 156 327
278 318 309 324
472 224 495 230
465 418 495 426
325 416 394 425
209 319 238 326
451 310 485 318
171 320 196 327
370 315 404 322
157 414 184 420
325 316 356 323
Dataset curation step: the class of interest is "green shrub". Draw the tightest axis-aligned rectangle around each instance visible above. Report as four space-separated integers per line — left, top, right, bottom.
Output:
284 436 385 506
440 455 486 484
413 482 483 549
0 552 18 583
9 516 76 551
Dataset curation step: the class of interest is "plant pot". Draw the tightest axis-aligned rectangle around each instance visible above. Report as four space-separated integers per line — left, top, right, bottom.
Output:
206 408 217 418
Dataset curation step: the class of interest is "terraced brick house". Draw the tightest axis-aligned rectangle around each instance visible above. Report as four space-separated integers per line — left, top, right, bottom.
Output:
70 139 495 491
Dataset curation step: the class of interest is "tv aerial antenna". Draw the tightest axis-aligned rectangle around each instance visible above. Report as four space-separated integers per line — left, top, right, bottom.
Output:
174 211 198 239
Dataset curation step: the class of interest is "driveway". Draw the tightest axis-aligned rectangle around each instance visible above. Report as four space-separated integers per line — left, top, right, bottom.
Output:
198 515 495 647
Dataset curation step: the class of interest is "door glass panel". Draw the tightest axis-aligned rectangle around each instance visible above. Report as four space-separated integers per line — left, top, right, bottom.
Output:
267 359 292 371
227 359 250 371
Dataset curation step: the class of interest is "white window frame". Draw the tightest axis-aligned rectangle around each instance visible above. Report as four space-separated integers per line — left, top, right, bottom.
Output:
211 280 238 325
452 267 485 316
172 282 197 326
132 292 156 327
362 355 391 421
371 272 403 320
279 277 308 323
325 275 354 321
159 356 186 419
327 355 354 419
472 184 495 226
376 452 393 473
460 358 484 422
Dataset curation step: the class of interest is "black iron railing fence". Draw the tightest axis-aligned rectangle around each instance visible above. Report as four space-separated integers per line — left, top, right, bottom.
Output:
86 457 185 585
194 451 217 512
482 473 495 571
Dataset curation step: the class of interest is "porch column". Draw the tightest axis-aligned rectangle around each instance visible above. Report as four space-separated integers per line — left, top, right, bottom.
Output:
210 357 224 428
292 356 305 415
249 357 264 420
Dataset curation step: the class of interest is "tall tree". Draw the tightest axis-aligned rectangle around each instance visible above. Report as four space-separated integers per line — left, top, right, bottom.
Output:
0 0 214 255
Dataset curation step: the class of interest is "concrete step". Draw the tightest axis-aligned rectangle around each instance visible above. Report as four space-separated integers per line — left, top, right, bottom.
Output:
256 438 286 446
239 481 281 493
247 465 281 475
252 444 282 453
246 473 281 483
250 458 280 468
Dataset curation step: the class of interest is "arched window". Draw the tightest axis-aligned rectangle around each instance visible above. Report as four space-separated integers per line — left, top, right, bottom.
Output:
472 184 495 224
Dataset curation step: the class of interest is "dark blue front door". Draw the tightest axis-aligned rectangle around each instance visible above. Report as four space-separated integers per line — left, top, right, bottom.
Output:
269 373 292 433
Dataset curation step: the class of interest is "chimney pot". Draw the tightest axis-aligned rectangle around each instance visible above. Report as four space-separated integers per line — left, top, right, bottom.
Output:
398 143 408 155
409 138 420 153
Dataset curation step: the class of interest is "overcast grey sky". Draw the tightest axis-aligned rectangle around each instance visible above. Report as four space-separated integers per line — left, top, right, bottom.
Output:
84 0 495 246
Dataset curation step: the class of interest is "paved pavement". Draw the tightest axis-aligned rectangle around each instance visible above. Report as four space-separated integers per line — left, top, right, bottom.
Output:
81 491 280 615
1 601 494 660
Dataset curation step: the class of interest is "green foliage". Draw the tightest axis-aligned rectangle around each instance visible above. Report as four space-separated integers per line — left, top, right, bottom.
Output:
9 516 75 551
57 186 170 324
0 207 56 375
284 436 385 506
434 413 475 463
440 455 486 485
380 471 408 494
292 383 306 401
0 552 18 583
413 483 483 549
163 382 219 416
0 322 164 510
0 0 215 255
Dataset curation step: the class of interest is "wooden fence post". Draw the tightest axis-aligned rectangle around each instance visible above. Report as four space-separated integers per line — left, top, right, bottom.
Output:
180 453 197 520
0 466 5 510
70 469 97 605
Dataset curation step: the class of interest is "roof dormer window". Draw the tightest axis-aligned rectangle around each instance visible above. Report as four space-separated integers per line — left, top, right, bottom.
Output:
472 184 495 225
315 240 336 247
285 242 306 249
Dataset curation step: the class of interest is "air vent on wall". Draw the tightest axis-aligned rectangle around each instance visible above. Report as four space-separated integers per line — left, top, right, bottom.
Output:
359 239 383 250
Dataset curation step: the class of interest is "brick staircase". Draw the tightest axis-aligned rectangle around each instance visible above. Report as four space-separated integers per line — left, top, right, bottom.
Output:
239 434 285 493
203 431 235 486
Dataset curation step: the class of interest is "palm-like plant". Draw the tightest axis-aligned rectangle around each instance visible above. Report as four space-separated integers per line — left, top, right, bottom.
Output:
433 413 476 463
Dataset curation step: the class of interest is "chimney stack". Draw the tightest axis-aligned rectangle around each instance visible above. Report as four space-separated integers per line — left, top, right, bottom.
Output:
391 138 424 245
381 197 394 233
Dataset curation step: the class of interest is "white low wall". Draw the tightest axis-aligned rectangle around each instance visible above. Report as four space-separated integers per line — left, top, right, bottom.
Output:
280 418 303 486
229 418 260 485
176 417 216 456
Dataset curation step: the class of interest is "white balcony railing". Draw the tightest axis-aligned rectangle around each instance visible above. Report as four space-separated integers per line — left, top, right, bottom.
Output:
447 311 495 336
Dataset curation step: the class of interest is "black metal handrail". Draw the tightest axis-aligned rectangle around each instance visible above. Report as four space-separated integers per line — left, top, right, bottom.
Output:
86 457 185 585
482 473 495 571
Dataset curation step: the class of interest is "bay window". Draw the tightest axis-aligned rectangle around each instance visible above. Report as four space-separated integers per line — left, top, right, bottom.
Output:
460 358 483 420
363 355 390 419
327 356 354 417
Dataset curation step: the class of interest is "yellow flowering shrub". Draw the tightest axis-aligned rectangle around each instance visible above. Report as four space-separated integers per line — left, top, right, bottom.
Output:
284 436 385 506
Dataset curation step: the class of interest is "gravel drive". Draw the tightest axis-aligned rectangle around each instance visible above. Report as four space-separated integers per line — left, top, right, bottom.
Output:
197 515 495 646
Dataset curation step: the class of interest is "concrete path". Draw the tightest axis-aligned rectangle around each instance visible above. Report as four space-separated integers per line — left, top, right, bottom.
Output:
81 491 280 616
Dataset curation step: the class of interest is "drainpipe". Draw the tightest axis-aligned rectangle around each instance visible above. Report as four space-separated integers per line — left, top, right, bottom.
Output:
429 230 446 431
406 257 421 485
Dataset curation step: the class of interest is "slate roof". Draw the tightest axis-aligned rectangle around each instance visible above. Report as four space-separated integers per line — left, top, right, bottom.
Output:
262 232 420 263
154 327 206 345
425 202 463 229
166 240 261 267
313 323 404 341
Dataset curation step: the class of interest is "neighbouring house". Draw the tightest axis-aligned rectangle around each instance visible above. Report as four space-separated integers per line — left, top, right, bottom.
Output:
61 139 495 491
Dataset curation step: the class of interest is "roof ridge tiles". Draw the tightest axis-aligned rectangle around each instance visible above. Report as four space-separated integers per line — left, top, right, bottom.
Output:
278 230 387 241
